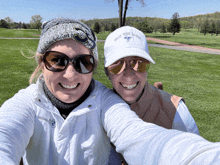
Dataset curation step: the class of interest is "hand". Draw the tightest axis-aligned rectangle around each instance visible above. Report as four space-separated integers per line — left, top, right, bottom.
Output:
154 82 163 90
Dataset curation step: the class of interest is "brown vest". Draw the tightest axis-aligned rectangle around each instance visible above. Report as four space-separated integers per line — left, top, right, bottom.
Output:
130 82 183 129
112 82 183 165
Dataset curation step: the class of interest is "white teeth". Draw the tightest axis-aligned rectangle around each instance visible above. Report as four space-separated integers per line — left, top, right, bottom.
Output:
122 83 137 89
61 84 78 89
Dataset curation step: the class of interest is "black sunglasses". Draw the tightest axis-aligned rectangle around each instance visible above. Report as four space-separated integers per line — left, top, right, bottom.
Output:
43 51 95 74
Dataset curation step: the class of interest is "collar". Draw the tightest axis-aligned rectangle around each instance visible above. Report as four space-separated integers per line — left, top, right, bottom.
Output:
43 79 95 119
129 82 155 118
33 75 57 113
33 75 98 116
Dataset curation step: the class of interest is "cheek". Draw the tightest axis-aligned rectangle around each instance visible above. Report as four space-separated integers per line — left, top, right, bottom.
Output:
42 67 58 87
42 67 51 80
109 74 118 85
138 72 147 86
110 75 122 91
81 73 93 86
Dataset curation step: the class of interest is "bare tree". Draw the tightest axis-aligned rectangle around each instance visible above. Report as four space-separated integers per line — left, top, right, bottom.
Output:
4 17 14 28
105 0 145 27
181 21 190 31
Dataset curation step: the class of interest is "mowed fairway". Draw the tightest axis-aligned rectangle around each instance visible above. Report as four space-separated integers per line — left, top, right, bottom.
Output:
0 28 40 38
146 28 220 49
0 39 38 104
1 34 220 142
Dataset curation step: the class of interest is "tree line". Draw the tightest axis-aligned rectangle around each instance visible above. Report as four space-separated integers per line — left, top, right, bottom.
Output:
0 15 42 30
1 11 220 36
200 19 220 36
92 12 220 36
92 12 181 35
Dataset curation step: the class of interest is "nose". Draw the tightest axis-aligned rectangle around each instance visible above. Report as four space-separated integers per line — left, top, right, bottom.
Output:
63 62 78 79
123 62 135 77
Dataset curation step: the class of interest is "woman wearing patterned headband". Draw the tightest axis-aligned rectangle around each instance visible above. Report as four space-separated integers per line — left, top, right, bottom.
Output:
1 18 220 165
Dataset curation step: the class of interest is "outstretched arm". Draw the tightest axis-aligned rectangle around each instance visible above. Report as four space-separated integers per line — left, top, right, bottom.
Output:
0 90 35 164
173 100 200 135
102 90 220 164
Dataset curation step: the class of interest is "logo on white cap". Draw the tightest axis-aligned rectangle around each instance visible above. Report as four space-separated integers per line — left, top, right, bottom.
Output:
124 36 132 42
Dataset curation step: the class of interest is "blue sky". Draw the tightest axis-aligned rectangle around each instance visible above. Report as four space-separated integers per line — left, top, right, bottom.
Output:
0 0 219 23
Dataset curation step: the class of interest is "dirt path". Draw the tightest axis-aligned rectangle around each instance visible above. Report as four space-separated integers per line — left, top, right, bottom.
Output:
98 37 220 55
146 37 220 55
1 37 220 54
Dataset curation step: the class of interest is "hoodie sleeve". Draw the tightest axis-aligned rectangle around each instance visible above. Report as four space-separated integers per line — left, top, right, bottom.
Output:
173 100 200 135
0 88 35 164
101 89 220 165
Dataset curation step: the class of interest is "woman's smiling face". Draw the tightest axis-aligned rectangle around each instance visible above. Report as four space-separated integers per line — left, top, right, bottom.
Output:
42 39 93 103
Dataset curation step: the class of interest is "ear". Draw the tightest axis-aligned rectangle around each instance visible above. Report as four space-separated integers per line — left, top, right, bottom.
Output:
104 67 111 80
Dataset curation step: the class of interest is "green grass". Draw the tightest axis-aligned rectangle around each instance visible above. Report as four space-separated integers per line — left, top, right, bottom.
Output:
147 47 220 142
93 42 112 88
146 28 220 49
95 31 111 40
0 39 38 104
0 28 41 38
1 36 220 142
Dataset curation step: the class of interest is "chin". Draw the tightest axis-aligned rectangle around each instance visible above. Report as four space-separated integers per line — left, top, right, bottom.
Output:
123 98 136 104
58 95 78 103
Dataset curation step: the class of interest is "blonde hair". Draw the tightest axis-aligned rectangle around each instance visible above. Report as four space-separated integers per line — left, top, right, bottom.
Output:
29 52 44 84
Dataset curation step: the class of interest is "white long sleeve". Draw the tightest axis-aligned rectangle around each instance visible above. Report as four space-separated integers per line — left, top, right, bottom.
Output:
0 90 35 164
173 100 199 135
102 97 220 164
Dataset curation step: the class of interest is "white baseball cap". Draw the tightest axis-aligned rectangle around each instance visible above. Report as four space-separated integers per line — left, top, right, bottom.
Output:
104 26 155 67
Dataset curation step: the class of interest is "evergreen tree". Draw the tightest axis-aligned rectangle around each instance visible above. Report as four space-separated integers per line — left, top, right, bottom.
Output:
216 20 220 36
200 19 210 36
160 22 167 34
18 22 22 29
0 19 9 28
93 22 101 34
22 22 27 29
115 23 119 29
135 19 153 33
104 24 109 31
209 21 216 36
169 12 181 35
110 23 116 32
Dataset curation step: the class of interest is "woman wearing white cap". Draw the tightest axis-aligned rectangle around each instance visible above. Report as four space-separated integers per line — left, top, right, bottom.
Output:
104 26 199 164
0 18 220 165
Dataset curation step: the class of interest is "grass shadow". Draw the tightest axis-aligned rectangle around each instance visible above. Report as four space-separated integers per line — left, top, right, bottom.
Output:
154 36 172 38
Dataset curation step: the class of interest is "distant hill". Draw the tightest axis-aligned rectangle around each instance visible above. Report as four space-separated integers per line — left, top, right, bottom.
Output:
180 11 220 28
84 11 220 30
84 16 170 30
